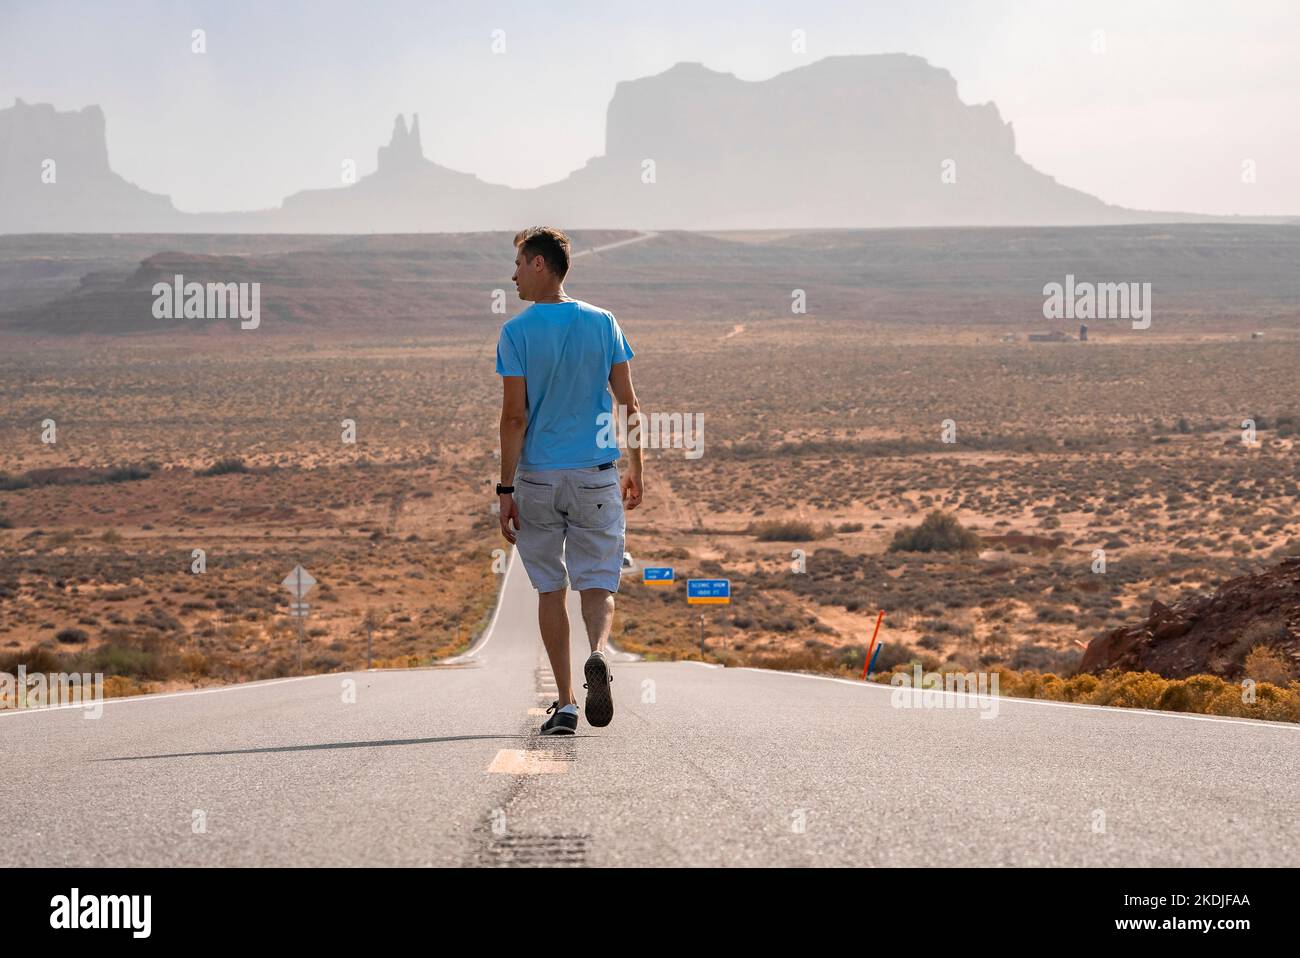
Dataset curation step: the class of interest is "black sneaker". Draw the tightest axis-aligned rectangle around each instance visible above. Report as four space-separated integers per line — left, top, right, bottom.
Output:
540 701 578 735
582 651 614 727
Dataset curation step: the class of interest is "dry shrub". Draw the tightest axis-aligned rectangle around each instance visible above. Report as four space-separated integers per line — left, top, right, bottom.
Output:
1087 671 1170 710
888 510 981 553
180 650 210 676
1243 644 1293 686
864 665 1300 724
1156 673 1226 714
750 649 830 672
370 654 431 669
102 675 151 698
749 520 821 542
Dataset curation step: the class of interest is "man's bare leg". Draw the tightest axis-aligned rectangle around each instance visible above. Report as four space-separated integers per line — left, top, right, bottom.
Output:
538 588 575 707
579 588 616 727
580 588 615 654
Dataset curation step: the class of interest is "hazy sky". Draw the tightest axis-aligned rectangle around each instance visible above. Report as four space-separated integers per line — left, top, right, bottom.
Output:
2 0 1296 215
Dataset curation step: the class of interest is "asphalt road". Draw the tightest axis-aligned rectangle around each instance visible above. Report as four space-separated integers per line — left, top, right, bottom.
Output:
3 547 1297 867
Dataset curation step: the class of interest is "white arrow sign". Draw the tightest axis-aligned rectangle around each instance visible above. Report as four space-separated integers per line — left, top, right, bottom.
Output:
282 565 316 599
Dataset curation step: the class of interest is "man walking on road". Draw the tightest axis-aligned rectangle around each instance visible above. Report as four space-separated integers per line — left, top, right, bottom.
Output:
496 226 644 735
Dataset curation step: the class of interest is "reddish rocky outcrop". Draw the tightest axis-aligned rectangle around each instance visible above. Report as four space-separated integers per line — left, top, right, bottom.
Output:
1080 557 1300 679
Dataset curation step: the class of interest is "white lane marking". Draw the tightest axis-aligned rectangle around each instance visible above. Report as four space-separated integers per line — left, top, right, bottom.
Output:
445 546 519 662
0 674 328 719
728 667 1300 732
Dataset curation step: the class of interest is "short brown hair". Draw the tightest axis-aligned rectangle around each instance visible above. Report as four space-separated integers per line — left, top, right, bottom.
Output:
514 226 571 279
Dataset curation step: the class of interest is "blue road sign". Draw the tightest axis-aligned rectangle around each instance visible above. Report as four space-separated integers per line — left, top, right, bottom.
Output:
687 578 731 604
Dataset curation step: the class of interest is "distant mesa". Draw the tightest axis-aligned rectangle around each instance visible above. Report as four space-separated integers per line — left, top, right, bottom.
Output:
0 55 1253 233
0 98 182 232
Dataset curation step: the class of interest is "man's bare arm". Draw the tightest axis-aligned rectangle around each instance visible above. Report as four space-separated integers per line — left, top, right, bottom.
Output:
498 376 528 541
500 376 528 483
609 360 644 509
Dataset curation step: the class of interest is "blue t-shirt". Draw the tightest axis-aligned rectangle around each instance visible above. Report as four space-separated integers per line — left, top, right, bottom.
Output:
495 299 635 470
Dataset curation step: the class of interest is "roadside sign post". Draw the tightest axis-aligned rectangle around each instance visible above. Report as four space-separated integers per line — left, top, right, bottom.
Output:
281 565 316 675
687 579 730 661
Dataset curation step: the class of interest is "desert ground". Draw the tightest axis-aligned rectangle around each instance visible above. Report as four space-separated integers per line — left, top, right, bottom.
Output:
2 226 1298 700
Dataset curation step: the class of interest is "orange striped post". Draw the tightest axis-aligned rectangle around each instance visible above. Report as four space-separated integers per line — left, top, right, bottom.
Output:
861 610 885 681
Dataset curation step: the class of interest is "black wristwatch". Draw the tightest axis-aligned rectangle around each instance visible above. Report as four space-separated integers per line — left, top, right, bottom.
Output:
495 483 514 495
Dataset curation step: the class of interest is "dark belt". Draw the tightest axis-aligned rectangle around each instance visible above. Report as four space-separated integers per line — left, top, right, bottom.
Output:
598 461 615 470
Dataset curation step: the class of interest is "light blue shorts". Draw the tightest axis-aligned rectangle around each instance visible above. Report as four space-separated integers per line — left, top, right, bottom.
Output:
513 464 625 593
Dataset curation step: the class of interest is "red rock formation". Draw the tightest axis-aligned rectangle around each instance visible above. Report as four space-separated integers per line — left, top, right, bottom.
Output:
1080 557 1300 679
